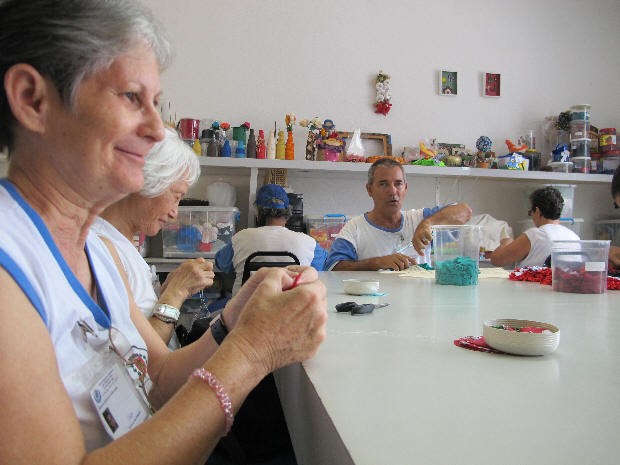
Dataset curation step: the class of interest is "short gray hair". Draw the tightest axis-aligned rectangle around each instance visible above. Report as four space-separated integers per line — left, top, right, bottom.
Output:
0 0 172 152
140 128 201 198
367 157 406 184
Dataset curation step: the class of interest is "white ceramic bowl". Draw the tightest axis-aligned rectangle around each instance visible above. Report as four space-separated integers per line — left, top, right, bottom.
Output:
342 279 380 295
483 318 560 356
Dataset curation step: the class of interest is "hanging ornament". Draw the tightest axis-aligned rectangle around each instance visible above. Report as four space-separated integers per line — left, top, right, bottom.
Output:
374 70 392 116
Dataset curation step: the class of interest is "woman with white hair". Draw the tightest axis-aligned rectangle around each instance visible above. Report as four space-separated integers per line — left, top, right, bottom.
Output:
92 127 214 347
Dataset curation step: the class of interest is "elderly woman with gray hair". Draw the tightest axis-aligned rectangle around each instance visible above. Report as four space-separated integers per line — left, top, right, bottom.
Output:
0 0 327 462
92 127 214 347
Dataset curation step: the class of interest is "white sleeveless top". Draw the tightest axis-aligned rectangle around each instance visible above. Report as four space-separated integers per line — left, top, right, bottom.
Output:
229 226 317 293
0 180 147 451
519 223 580 267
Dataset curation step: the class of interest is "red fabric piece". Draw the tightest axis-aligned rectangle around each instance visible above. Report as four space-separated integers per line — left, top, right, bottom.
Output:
519 326 546 333
454 336 503 354
508 266 620 291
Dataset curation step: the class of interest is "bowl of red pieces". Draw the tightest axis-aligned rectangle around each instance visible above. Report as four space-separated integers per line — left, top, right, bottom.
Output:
483 318 560 356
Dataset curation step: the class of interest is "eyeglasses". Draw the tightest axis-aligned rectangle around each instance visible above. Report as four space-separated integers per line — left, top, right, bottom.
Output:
108 327 153 413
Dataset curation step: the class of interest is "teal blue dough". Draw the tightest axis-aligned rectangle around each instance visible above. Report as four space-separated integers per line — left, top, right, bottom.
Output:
434 256 479 285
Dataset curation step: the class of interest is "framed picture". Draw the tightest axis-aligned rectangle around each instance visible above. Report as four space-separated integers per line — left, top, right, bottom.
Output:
439 70 458 96
483 72 501 97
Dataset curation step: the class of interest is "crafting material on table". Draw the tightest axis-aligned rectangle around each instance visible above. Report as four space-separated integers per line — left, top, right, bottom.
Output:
435 256 479 285
393 266 510 279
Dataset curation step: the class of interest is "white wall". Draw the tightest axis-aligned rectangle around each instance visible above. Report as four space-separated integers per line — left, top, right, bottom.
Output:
150 0 620 154
149 0 620 238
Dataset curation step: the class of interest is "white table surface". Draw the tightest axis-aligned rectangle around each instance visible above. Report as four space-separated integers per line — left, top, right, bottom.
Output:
275 271 620 465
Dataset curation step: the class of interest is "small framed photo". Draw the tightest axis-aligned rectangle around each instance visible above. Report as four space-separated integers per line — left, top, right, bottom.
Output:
483 72 501 97
439 70 458 96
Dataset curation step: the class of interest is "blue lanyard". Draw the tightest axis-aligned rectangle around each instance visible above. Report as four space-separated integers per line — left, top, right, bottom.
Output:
0 179 112 328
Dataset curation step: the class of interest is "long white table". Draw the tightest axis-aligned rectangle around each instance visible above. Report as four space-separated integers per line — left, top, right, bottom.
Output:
275 271 620 465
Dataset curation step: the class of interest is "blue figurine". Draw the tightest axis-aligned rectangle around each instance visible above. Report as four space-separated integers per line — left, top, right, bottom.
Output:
552 144 570 162
221 139 231 157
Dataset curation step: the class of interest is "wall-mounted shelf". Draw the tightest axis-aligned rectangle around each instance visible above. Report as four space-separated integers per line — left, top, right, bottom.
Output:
197 158 612 184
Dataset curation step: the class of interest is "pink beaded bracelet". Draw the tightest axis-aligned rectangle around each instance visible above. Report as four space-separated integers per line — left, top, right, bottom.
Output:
189 368 234 435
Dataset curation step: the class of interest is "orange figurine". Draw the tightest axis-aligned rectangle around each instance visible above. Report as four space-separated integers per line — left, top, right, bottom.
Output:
505 139 528 153
285 131 295 160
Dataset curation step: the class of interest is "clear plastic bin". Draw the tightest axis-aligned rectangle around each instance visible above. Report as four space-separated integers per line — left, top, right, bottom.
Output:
162 206 239 258
305 214 347 251
551 240 610 294
594 219 620 246
431 225 482 286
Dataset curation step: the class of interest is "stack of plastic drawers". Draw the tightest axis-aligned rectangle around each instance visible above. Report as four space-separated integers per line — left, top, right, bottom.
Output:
569 104 592 173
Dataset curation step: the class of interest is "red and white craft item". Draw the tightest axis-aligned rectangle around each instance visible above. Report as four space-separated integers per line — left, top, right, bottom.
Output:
374 71 392 116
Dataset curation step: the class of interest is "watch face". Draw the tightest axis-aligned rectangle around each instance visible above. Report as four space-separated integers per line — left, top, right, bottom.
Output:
155 304 179 322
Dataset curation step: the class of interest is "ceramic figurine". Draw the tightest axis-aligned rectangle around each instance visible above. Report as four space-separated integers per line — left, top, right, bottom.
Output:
285 131 295 160
266 129 276 159
221 139 231 157
276 130 286 160
256 129 266 159
246 128 257 158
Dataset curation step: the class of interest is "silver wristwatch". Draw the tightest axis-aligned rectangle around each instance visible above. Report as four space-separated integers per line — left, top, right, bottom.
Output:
152 303 180 324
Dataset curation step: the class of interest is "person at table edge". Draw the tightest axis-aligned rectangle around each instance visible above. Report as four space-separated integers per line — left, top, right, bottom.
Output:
325 157 472 271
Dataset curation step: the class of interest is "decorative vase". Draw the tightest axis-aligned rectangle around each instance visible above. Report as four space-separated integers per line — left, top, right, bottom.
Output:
305 132 317 160
246 128 257 158
285 131 295 160
275 130 286 160
266 130 276 159
256 129 266 159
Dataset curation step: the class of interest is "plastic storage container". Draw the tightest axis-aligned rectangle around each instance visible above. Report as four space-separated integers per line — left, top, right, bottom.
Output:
600 153 620 174
594 219 620 246
598 150 620 174
514 218 583 237
305 214 347 251
572 156 590 173
551 240 610 294
570 139 591 158
569 104 591 122
599 128 617 153
570 120 590 141
162 206 239 258
431 225 482 286
548 161 573 173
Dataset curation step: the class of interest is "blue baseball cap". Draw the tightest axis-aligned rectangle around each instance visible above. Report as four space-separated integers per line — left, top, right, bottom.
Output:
255 184 289 209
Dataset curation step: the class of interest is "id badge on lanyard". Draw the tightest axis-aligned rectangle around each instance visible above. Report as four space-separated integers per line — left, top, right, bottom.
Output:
90 355 151 440
77 320 153 440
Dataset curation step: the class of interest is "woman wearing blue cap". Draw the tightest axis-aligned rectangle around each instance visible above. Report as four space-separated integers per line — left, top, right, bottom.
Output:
216 184 327 294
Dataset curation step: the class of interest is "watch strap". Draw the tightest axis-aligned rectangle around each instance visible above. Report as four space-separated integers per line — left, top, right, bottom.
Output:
210 315 229 345
152 303 180 324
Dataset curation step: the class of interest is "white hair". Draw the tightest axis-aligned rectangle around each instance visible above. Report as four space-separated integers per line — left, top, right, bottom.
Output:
140 128 200 197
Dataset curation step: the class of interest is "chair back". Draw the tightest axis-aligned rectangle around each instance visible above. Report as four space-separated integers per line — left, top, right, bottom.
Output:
241 251 300 284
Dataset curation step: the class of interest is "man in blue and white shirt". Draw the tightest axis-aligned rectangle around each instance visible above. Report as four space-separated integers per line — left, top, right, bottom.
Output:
325 158 472 271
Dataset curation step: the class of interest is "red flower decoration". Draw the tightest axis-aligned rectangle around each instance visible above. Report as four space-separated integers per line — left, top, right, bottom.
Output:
374 101 392 116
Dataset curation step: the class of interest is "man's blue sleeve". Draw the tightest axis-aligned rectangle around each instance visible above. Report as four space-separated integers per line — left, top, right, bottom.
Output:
324 238 358 270
311 243 328 271
214 242 235 273
422 206 441 218
423 202 461 218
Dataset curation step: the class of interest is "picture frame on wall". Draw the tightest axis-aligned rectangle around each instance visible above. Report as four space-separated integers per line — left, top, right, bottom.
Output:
483 72 501 97
439 70 458 96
